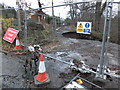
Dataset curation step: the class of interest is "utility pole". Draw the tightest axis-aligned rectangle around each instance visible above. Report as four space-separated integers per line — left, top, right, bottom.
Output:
16 0 21 31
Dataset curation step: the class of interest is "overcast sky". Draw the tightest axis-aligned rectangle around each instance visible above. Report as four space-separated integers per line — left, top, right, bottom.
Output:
0 0 119 18
0 0 70 18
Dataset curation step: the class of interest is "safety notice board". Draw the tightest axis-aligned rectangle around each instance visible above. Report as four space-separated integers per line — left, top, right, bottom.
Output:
76 22 92 34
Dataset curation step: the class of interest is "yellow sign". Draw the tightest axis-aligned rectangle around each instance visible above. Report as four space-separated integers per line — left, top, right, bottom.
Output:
77 28 83 32
78 23 83 28
76 22 92 34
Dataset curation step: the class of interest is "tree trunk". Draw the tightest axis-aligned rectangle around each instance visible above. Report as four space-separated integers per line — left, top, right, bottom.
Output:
38 0 42 11
95 2 101 31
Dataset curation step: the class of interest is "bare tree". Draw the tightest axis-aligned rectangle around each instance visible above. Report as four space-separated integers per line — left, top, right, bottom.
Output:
38 0 42 11
64 0 107 31
37 0 46 24
17 0 31 9
95 2 102 31
64 0 75 20
95 1 106 31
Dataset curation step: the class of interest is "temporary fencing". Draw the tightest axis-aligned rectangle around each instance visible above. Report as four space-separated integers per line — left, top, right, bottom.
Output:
1 1 119 49
1 1 119 86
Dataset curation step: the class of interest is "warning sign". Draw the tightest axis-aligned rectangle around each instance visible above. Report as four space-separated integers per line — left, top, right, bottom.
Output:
76 22 92 34
3 28 19 43
77 29 83 32
78 23 83 28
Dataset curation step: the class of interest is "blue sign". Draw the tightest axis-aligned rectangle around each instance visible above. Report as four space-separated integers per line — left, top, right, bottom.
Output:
84 29 90 33
85 23 90 28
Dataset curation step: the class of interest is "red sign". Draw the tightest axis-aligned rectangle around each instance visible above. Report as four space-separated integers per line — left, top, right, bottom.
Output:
3 28 19 43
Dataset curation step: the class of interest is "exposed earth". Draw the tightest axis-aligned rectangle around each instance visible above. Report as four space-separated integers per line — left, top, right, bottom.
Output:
1 26 120 89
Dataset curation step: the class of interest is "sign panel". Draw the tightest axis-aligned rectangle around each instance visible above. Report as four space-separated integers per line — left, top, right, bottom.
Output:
76 22 92 34
3 28 19 43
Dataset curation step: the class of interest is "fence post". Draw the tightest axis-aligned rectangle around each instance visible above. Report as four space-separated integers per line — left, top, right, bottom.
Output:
24 9 28 51
104 1 113 66
52 0 56 40
95 0 113 80
16 0 21 31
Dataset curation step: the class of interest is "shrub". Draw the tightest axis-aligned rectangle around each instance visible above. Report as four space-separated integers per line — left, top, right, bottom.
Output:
1 18 14 35
1 18 15 51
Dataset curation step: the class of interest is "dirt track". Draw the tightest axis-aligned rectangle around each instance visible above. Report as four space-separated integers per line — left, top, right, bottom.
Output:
1 26 120 89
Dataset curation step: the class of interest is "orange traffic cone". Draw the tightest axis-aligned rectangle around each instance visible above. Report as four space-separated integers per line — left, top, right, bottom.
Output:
14 36 22 50
34 54 50 85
